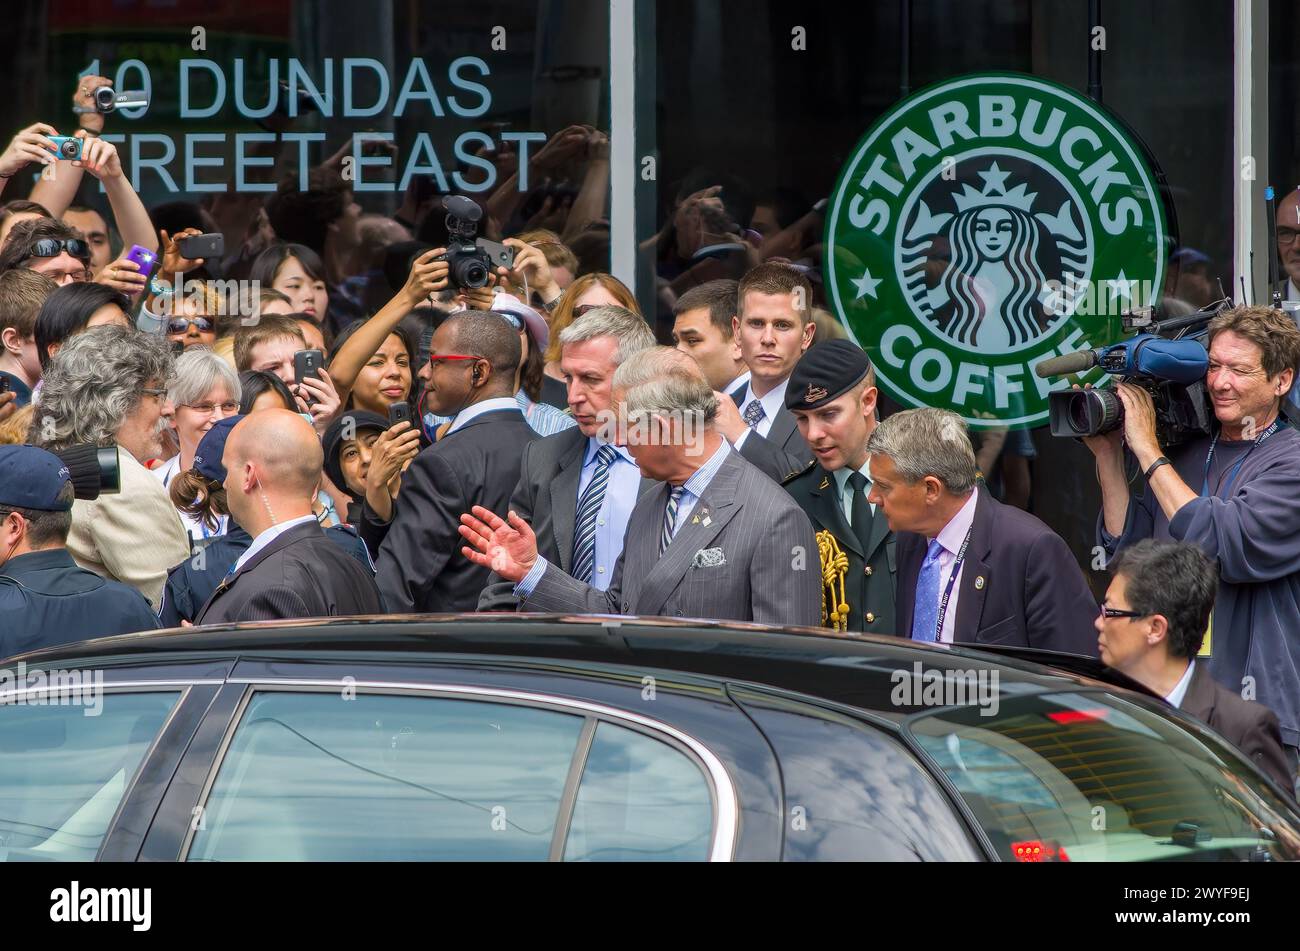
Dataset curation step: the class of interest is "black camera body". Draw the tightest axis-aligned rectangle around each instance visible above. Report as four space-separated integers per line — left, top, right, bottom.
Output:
1041 302 1223 449
437 196 516 289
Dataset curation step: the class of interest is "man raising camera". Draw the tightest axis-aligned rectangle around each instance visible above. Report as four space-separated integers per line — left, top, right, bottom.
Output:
1088 305 1300 784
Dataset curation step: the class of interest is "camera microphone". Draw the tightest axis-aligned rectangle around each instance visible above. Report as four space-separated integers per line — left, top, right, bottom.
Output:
1035 349 1099 378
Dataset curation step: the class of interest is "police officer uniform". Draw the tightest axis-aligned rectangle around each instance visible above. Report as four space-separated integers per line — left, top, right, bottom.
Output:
780 340 896 634
0 446 159 657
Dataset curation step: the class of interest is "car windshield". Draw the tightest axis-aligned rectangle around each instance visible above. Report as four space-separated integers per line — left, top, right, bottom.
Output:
904 690 1300 862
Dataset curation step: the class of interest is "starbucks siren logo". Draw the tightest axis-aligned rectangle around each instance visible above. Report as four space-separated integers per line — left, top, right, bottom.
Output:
826 73 1167 428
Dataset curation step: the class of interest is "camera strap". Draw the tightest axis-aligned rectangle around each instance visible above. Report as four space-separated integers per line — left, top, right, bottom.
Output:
1200 417 1284 498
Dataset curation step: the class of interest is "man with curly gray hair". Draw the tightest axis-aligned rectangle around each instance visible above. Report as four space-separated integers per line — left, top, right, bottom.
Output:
29 325 190 611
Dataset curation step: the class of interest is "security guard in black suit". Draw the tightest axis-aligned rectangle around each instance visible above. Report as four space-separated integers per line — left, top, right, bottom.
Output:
0 445 158 656
780 340 896 634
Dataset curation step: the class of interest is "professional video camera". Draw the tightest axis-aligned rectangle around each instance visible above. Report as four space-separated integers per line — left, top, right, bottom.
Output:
50 443 121 500
1037 300 1228 448
437 196 516 289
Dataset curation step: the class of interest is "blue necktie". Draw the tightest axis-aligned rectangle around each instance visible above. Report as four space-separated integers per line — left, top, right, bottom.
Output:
661 486 685 554
742 399 766 429
910 539 946 642
572 444 619 583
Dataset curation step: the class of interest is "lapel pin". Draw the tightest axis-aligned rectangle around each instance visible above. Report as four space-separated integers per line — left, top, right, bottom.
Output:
818 477 830 489
703 516 712 526
692 515 700 524
974 576 985 590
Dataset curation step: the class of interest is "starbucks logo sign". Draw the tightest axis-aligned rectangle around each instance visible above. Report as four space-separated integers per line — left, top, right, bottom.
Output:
826 73 1167 428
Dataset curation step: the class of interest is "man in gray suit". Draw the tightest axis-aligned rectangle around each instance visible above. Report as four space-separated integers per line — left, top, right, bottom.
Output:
459 347 821 628
477 306 657 610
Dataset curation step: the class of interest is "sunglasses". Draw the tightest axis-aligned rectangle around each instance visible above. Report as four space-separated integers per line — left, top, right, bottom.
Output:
27 238 91 262
167 317 215 335
572 303 603 318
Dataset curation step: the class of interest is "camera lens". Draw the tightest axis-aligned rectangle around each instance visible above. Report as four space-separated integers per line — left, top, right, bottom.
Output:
454 258 489 289
94 87 116 113
60 140 78 158
1068 388 1124 435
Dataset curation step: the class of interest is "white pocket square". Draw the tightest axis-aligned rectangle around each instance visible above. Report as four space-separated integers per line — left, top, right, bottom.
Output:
692 547 726 568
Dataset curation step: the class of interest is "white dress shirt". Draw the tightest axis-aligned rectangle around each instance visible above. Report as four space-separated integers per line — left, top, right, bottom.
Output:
444 396 521 436
1164 660 1196 710
231 514 318 575
732 378 789 450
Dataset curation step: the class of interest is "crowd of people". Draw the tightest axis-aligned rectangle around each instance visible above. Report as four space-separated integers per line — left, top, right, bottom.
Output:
0 80 1297 800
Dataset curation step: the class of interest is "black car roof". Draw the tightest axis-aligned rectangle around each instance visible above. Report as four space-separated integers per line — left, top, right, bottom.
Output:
7 613 1154 714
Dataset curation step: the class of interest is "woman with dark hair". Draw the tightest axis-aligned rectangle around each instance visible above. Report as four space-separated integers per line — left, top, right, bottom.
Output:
159 415 374 626
237 369 297 414
322 409 420 560
250 242 329 327
34 281 131 370
0 217 92 286
329 315 418 415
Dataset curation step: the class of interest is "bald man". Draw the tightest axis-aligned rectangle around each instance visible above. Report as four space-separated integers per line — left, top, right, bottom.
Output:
194 410 384 625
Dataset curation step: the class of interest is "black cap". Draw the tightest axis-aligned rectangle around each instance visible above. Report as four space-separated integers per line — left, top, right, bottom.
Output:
785 339 873 411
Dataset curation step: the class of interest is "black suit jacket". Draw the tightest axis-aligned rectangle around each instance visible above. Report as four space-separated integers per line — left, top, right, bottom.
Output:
377 407 538 613
782 462 896 634
195 520 383 625
729 383 812 482
477 427 656 610
1182 662 1295 793
895 487 1098 654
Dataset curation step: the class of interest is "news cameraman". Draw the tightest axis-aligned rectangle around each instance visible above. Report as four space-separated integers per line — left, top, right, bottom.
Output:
1089 305 1300 780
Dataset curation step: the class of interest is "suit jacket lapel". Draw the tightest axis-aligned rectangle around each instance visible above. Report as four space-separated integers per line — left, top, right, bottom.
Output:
767 406 797 451
809 470 863 558
637 455 743 616
954 489 992 643
1182 662 1218 719
549 430 586 572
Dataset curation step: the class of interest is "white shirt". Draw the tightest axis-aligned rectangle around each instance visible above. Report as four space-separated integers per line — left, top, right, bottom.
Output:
725 369 752 394
444 397 521 436
231 514 317 575
1165 660 1196 710
732 378 789 449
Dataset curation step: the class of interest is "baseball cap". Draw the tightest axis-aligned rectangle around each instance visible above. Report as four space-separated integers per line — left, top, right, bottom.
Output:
0 445 74 511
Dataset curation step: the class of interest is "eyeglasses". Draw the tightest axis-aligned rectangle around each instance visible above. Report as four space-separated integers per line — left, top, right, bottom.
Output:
572 303 603 318
27 238 91 262
141 387 168 401
1279 229 1300 247
182 400 239 416
167 317 215 335
1100 605 1149 620
427 354 480 369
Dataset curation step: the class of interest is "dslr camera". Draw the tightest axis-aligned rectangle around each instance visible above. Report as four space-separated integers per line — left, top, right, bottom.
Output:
1039 301 1225 449
437 196 516 289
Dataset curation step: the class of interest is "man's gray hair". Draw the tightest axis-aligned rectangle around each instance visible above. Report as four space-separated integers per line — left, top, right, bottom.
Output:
168 347 242 408
867 407 978 494
612 345 718 423
31 325 174 451
558 306 656 366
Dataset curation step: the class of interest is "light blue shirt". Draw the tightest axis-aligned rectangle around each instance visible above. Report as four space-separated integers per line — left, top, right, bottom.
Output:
515 439 732 598
517 390 578 437
732 378 789 450
231 514 317 574
575 439 641 591
831 460 876 524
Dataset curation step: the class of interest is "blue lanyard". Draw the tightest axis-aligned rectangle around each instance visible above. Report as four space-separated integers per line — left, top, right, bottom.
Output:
933 528 974 641
1200 419 1283 499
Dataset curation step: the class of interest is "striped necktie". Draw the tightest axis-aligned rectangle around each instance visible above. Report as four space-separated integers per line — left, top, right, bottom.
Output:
661 486 685 555
572 444 619 583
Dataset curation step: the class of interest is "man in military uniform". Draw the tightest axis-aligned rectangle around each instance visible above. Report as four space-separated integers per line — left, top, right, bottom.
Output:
0 445 159 656
781 340 896 634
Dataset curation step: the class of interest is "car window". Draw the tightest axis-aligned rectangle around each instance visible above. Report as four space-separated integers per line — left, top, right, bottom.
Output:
906 691 1300 862
563 721 714 861
0 691 180 861
187 691 585 861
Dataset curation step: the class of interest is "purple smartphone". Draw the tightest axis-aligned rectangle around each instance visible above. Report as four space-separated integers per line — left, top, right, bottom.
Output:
124 244 158 274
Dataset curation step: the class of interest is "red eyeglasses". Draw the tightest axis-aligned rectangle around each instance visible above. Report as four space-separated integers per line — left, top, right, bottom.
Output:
427 353 480 369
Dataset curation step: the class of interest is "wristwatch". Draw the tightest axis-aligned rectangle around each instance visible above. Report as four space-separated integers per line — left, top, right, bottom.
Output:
541 295 562 314
1144 456 1172 479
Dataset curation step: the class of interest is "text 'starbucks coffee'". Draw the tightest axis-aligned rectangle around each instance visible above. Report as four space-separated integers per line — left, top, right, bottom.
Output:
826 73 1168 429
